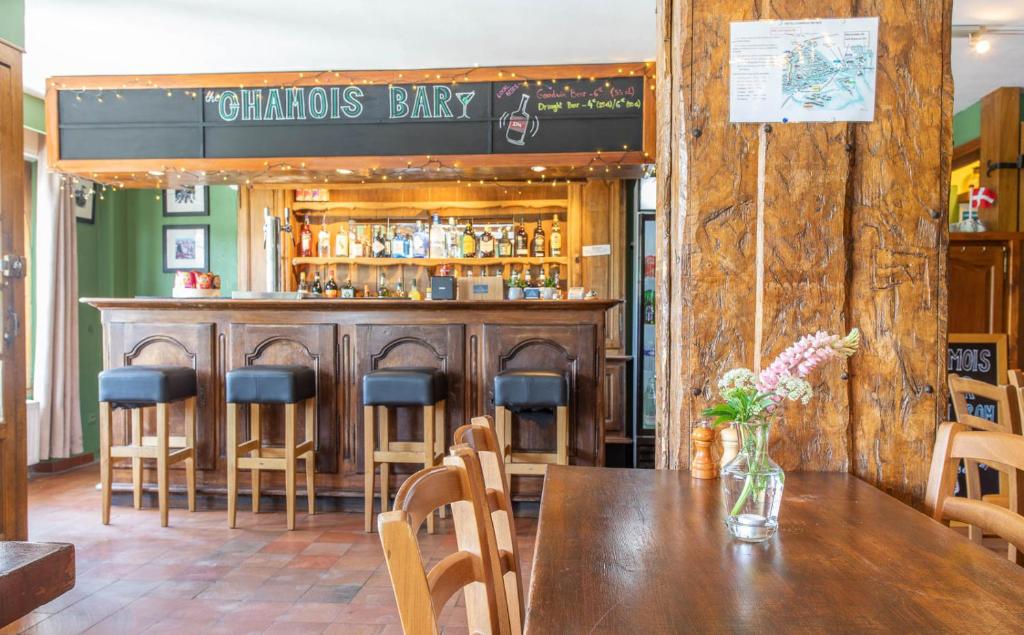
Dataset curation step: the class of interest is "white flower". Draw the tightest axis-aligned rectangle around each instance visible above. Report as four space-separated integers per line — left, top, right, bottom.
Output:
775 374 813 405
718 368 757 398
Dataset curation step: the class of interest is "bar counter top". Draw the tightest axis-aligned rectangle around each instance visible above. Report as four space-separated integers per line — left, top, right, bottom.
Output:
85 294 618 503
82 297 621 311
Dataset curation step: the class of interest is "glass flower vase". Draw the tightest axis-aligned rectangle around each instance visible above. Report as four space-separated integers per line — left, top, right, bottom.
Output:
720 420 785 542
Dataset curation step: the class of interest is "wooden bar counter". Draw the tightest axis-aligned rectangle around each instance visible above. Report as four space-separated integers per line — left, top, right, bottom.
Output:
82 297 618 503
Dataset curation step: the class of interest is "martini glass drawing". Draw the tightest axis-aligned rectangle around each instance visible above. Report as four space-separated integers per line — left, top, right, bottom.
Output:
455 91 476 119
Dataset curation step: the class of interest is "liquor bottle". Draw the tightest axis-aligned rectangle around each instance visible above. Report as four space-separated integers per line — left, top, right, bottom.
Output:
317 222 331 257
505 94 531 146
377 272 390 297
384 226 394 258
299 219 313 257
334 226 348 257
310 272 323 296
363 283 371 298
350 222 365 257
394 281 405 297
523 266 533 287
371 225 387 258
341 278 355 298
447 217 461 258
408 279 422 300
515 220 529 256
412 220 429 258
462 220 478 258
479 226 495 257
497 227 513 257
531 221 546 257
297 271 309 293
324 273 339 298
550 214 562 257
429 214 447 258
643 289 656 324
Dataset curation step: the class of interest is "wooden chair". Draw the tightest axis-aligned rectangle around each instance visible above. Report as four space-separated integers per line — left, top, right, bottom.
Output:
454 415 525 635
378 445 513 635
947 373 1022 543
1008 369 1024 388
925 422 1024 565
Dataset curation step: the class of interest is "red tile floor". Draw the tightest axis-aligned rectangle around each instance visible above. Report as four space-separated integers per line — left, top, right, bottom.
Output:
4 465 536 634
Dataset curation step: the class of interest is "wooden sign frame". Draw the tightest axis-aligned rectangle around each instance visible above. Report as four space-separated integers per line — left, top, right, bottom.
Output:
45 62 656 187
947 333 1008 386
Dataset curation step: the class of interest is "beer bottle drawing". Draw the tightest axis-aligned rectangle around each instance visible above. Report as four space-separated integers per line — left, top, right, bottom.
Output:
506 94 531 146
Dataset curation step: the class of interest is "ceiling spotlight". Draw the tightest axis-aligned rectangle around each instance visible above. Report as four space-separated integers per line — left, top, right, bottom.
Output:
969 29 991 54
335 168 354 175
530 165 547 173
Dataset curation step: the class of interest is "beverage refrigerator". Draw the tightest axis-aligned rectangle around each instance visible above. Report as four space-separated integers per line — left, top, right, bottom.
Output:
632 177 657 468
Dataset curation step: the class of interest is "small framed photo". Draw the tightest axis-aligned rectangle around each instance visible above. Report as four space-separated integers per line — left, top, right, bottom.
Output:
163 225 209 272
294 188 329 202
163 185 209 216
72 181 96 224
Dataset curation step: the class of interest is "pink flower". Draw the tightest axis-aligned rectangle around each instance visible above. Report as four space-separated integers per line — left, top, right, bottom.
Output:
756 328 860 392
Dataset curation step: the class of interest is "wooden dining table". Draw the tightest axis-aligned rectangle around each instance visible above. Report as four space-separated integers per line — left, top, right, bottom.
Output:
525 466 1024 633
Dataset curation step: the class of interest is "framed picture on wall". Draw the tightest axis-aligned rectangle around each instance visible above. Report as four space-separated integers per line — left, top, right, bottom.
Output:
163 185 210 216
163 224 210 272
72 181 95 223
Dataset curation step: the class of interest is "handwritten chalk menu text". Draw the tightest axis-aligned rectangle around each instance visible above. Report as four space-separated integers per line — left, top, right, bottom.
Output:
947 334 1006 497
56 76 645 160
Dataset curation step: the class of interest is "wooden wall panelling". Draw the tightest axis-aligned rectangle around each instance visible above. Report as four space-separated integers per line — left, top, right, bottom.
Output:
354 324 465 474
237 187 285 292
579 180 626 352
848 0 951 503
656 0 953 503
105 322 217 473
603 356 631 443
481 324 601 466
756 0 853 471
229 323 338 473
979 88 1021 231
947 242 1007 333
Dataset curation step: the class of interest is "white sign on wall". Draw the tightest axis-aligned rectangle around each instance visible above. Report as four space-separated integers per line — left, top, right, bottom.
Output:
729 17 878 123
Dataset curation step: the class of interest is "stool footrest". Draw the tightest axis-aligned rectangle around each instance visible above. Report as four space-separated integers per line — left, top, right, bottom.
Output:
237 439 260 454
506 463 549 475
510 451 560 465
142 436 188 448
109 445 193 465
238 456 286 470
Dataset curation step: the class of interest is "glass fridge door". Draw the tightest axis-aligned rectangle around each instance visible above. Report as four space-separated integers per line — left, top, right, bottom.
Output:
639 213 656 435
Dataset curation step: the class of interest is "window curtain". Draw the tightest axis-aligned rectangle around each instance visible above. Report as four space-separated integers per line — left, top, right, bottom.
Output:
33 137 83 460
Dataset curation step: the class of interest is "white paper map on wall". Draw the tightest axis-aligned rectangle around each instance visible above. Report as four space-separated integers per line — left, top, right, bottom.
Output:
729 17 878 123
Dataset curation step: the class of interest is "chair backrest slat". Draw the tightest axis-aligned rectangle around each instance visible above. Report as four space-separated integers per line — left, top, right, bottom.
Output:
925 421 1024 566
455 416 525 635
948 373 1021 434
379 446 513 634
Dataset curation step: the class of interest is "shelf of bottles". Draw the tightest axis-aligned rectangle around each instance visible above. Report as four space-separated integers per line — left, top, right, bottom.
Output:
290 209 569 298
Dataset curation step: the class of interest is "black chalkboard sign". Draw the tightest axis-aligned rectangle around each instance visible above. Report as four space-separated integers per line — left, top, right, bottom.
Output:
947 333 1007 497
57 77 644 160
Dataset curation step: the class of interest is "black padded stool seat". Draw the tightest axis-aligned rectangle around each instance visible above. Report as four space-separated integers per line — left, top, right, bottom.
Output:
363 368 447 406
98 365 197 407
494 370 568 410
226 365 316 404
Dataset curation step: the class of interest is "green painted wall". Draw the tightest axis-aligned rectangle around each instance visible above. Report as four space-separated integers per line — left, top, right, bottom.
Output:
23 94 44 132
73 186 237 453
0 0 24 48
953 101 981 147
130 187 238 295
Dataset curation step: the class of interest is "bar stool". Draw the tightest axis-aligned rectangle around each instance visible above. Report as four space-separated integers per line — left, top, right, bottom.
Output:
226 365 317 530
494 370 569 476
98 365 198 527
363 367 447 533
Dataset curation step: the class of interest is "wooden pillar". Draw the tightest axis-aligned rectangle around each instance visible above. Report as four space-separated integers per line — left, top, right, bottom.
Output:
655 0 952 504
979 87 1021 231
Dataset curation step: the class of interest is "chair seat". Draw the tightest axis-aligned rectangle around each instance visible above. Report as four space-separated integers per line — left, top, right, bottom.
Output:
226 365 316 404
98 365 197 406
494 370 567 409
363 368 446 406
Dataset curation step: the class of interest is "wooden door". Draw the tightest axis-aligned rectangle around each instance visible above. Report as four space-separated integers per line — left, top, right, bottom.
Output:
0 41 27 540
948 243 1007 333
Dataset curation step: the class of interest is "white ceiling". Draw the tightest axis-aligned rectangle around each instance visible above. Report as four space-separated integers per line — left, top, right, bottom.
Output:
952 0 1024 110
22 0 1024 114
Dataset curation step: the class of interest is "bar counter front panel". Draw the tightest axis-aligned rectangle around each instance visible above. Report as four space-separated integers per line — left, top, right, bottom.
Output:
84 298 617 501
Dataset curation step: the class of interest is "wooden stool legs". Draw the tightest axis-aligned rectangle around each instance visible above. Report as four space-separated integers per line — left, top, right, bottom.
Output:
227 398 316 530
98 397 197 527
364 401 446 534
495 405 569 476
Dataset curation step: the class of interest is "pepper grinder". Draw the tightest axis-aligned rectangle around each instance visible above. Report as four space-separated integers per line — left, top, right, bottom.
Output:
719 424 739 467
690 422 718 479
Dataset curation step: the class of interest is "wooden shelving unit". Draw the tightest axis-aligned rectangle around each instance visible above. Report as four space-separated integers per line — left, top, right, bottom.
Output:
291 256 569 267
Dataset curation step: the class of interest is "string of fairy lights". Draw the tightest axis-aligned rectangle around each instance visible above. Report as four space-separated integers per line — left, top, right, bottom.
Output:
51 63 655 193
